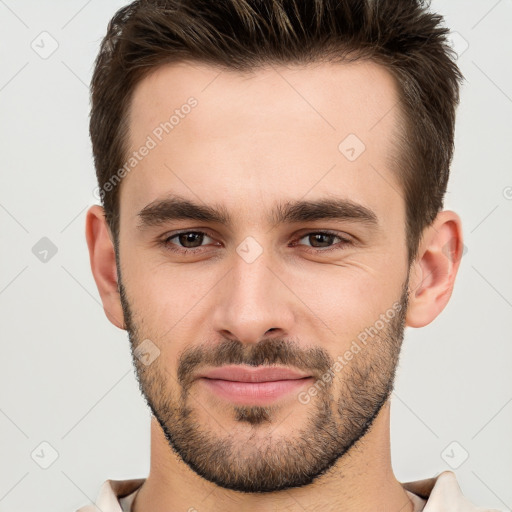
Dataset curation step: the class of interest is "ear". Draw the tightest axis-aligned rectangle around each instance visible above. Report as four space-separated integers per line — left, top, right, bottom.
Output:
406 210 464 328
85 205 125 330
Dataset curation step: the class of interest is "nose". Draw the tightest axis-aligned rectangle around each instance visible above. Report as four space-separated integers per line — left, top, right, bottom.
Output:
211 248 296 345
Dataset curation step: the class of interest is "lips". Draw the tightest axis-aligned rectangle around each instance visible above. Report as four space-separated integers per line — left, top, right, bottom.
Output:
196 365 311 383
196 365 313 405
196 365 313 406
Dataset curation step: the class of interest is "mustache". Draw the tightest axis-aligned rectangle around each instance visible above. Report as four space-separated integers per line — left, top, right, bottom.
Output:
177 337 333 391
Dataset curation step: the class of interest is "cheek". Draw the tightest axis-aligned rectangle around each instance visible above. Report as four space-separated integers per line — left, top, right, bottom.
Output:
288 262 402 343
122 239 209 311
124 263 215 352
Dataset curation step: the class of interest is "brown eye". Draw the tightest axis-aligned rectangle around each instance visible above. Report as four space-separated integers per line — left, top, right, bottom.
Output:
306 233 337 248
295 231 352 253
176 232 205 248
161 231 215 253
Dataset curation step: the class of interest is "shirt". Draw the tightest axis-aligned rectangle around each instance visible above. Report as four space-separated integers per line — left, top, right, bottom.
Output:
76 470 502 512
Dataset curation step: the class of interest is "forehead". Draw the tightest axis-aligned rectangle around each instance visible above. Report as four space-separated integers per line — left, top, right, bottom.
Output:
122 59 403 228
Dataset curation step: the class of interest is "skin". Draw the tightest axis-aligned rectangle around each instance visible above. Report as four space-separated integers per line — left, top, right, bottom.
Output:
86 60 464 512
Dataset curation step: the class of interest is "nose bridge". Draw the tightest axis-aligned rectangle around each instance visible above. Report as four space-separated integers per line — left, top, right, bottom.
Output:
212 243 294 342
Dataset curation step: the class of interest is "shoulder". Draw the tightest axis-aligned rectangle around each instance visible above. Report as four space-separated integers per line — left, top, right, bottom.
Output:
75 478 146 512
403 471 503 512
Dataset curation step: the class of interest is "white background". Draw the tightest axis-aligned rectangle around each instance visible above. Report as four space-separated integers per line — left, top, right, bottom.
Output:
0 1 511 511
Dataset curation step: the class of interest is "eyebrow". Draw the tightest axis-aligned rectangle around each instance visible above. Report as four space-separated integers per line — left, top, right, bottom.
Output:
136 194 379 231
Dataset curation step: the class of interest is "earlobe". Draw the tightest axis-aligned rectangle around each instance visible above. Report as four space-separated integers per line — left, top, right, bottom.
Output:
405 210 464 328
85 205 125 330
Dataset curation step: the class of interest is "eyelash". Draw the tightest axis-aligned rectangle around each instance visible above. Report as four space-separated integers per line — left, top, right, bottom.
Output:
159 230 353 255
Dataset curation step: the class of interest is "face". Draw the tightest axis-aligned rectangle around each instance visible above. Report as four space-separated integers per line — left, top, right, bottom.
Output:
117 60 411 492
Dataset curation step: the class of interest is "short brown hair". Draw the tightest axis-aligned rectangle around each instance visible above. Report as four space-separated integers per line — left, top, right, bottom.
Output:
90 0 463 264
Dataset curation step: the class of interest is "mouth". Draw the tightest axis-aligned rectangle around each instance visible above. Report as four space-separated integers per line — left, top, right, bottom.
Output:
195 365 314 405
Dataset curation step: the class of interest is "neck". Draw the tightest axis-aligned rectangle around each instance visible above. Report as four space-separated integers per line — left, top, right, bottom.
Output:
132 401 413 512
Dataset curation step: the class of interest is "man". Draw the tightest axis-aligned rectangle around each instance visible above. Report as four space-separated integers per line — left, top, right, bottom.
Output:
81 0 498 510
